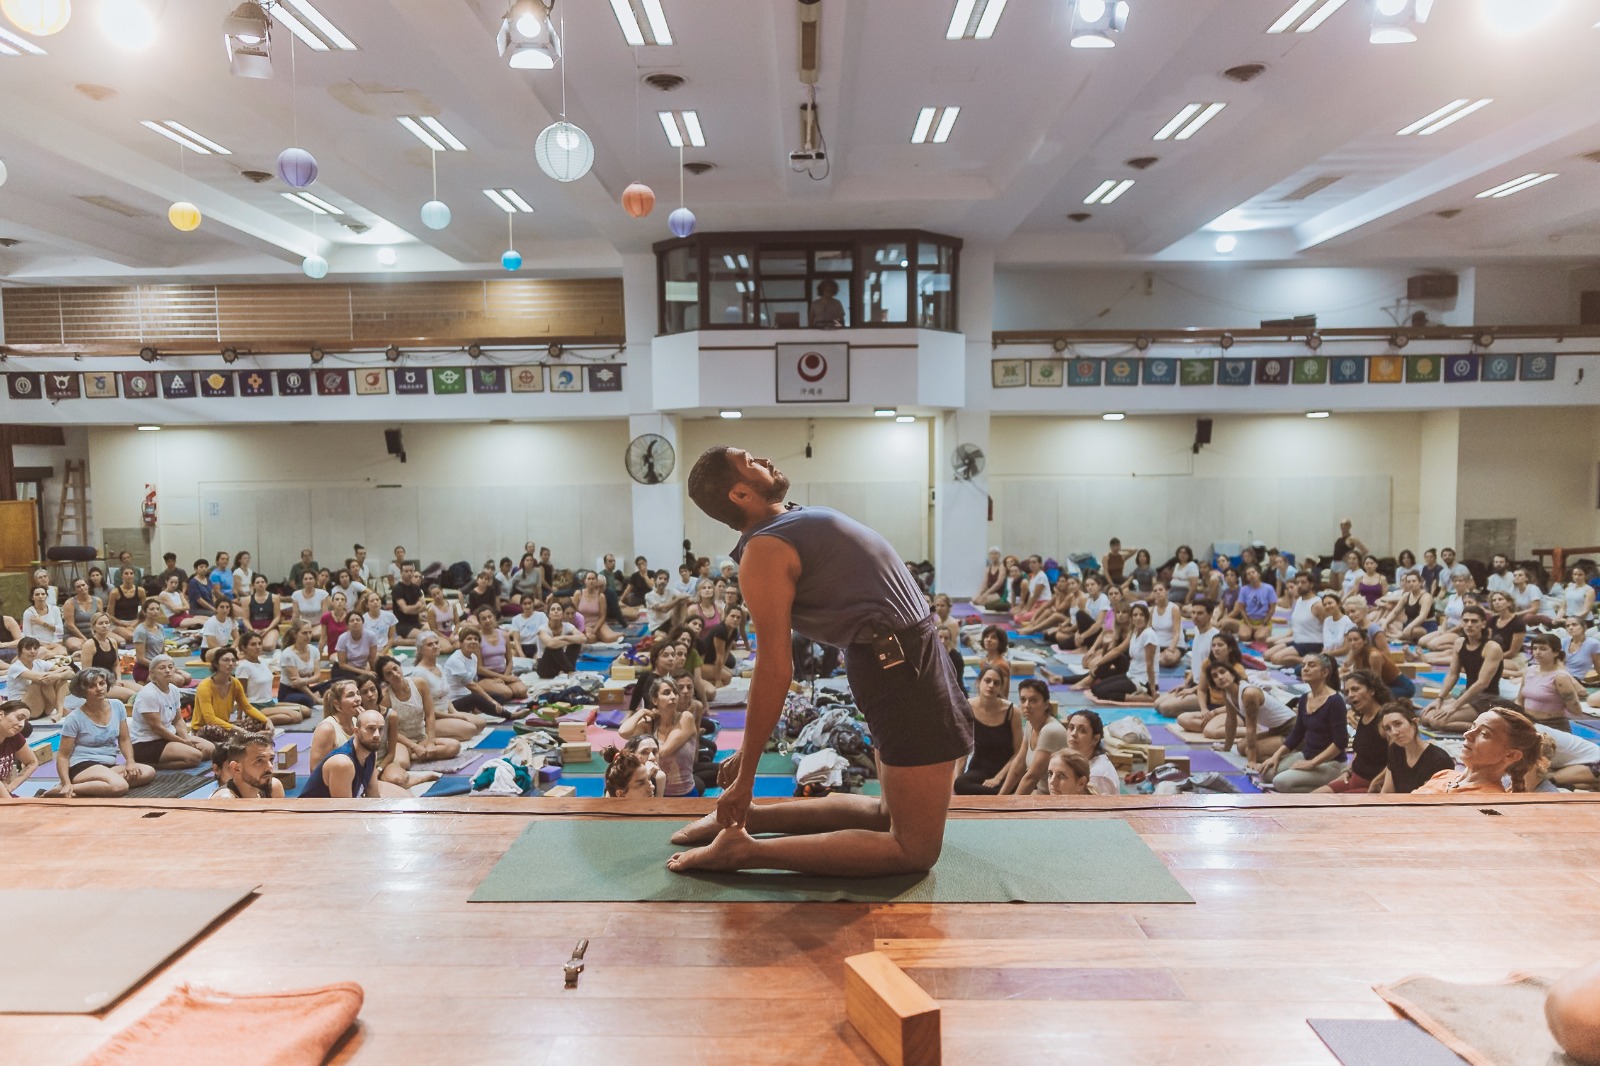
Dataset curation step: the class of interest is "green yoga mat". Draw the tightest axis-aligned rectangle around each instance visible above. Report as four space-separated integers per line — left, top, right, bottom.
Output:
470 818 1191 904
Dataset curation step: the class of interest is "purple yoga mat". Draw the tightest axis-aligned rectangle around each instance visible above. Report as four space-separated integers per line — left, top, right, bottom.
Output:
1181 749 1243 773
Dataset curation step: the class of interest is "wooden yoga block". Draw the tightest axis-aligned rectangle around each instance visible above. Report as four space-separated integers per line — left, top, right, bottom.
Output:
1109 750 1135 771
1164 754 1191 776
1397 661 1423 675
275 743 298 770
844 951 940 1066
271 769 296 791
1420 685 1442 698
597 685 626 706
1145 745 1165 768
543 784 576 798
560 742 593 764
609 662 636 681
557 722 588 744
1008 659 1035 677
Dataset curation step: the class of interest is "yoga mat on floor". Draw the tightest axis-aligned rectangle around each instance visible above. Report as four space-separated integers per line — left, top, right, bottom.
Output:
126 770 212 799
0 887 257 1013
1308 1019 1468 1066
1375 973 1564 1066
470 818 1192 904
411 750 492 776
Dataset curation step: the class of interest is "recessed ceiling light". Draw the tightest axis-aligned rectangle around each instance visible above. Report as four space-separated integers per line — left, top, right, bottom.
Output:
1476 172 1558 198
874 408 897 417
719 409 743 419
1153 102 1225 141
895 415 916 423
947 0 1009 39
608 0 672 46
273 0 358 51
137 425 162 431
398 116 467 152
1102 412 1126 421
1397 98 1492 136
657 110 706 148
1307 410 1331 419
1215 234 1238 254
1084 178 1134 205
376 247 398 266
141 119 232 155
911 106 961 144
0 25 47 55
1266 0 1348 34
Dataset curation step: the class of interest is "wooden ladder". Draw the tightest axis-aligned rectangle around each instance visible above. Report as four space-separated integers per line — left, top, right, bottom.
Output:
55 459 88 546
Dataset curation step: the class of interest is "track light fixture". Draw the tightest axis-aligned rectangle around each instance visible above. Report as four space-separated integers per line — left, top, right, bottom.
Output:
385 345 401 363
1219 332 1235 351
467 343 483 359
547 342 564 358
1305 331 1323 351
498 0 560 70
222 1 273 78
1052 337 1069 353
309 347 325 364
221 347 239 364
1474 331 1495 349
1133 335 1151 351
1370 0 1432 44
139 347 158 363
1390 332 1410 349
1070 0 1130 48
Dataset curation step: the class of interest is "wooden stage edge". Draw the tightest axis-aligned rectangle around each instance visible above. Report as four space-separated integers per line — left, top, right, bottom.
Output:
7 795 1600 1066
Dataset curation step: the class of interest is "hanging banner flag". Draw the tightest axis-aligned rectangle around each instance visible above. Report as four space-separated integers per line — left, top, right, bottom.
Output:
1443 354 1479 383
44 371 81 400
1028 359 1063 387
239 370 273 397
1254 357 1289 385
1481 354 1516 382
1405 354 1440 383
199 370 235 398
1141 356 1177 385
1180 359 1215 386
394 368 429 395
160 371 196 398
1067 358 1102 387
777 342 849 402
1105 357 1138 386
990 358 1026 388
1330 356 1365 384
586 364 622 392
276 369 312 396
1520 353 1554 381
123 371 158 398
472 366 507 394
1369 356 1404 384
7 373 42 400
1218 358 1252 386
1292 356 1327 385
431 367 467 395
83 371 119 399
549 365 583 392
510 365 544 393
355 368 389 395
315 369 349 396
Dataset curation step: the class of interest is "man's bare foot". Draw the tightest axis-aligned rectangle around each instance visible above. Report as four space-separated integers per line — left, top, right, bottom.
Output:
667 827 755 874
669 812 721 846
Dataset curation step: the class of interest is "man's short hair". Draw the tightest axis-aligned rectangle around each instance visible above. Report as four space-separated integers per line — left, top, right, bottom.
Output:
225 731 273 766
163 552 177 563
687 446 747 531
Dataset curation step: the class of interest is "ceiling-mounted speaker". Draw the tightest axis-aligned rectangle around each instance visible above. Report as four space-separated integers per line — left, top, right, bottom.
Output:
798 0 820 84
1407 273 1458 301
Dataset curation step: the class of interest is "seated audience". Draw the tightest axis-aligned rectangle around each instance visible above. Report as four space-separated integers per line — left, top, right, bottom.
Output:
186 561 216 618
1045 749 1093 796
300 708 405 799
1374 703 1456 794
290 570 330 630
644 569 688 632
1486 591 1528 676
998 678 1066 795
1412 701 1541 795
1206 662 1296 770
276 622 325 710
1421 606 1504 733
1147 582 1186 668
423 584 459 649
1168 627 1239 729
1537 721 1600 791
604 747 654 799
240 575 282 651
1155 602 1220 718
1167 544 1199 604
191 645 273 733
535 602 588 679
6 636 72 720
1560 564 1595 621
444 625 509 720
61 578 99 652
1260 654 1348 793
1315 669 1387 794
333 610 381 685
410 633 485 740
378 654 460 766
209 732 285 800
78 613 139 702
105 568 145 642
49 667 155 798
0 700 39 798
1559 616 1600 683
129 655 212 770
1063 709 1120 797
200 599 241 651
472 606 527 702
1266 574 1323 667
320 590 353 655
1418 570 1477 661
1231 566 1276 643
156 574 195 628
1352 555 1387 607
618 677 698 797
1383 571 1434 645
210 550 236 602
1517 633 1586 731
307 678 360 771
975 624 1009 674
954 664 1020 796
131 599 172 686
1342 625 1414 699
574 571 622 643
21 586 68 658
698 606 746 689
236 630 303 726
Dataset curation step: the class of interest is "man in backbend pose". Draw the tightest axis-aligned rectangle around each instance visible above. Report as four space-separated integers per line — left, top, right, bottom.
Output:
667 447 973 876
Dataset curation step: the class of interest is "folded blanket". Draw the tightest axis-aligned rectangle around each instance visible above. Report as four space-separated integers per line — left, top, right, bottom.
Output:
1374 972 1560 1066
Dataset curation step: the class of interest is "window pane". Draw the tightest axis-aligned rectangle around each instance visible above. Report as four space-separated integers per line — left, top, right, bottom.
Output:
660 247 700 334
916 243 953 330
863 242 910 324
707 246 755 326
815 248 853 273
808 277 849 327
758 249 807 276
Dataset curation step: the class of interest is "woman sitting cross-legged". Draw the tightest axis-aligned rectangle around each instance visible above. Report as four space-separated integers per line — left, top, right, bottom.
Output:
1172 631 1247 735
1148 582 1187 669
953 663 1021 796
6 636 73 721
127 654 213 771
1314 668 1389 794
378 654 460 765
1259 653 1349 793
78 612 140 703
1086 602 1160 705
1342 624 1415 700
1017 575 1078 638
1411 699 1542 795
1515 632 1586 732
409 632 487 741
21 587 68 659
471 606 528 704
234 629 305 727
1203 661 1296 772
443 625 510 721
0 700 40 797
47 667 156 798
275 622 325 713
190 645 274 734
1374 702 1456 794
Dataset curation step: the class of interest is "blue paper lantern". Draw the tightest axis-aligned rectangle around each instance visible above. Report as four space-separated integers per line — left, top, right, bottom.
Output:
420 199 451 230
302 253 329 280
501 249 523 272
277 147 318 188
668 206 696 238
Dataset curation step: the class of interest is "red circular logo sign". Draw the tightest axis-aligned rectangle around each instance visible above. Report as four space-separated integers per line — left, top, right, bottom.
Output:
797 351 828 382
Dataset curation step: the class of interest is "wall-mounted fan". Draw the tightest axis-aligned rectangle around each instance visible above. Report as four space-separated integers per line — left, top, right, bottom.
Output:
626 433 676 485
952 443 986 481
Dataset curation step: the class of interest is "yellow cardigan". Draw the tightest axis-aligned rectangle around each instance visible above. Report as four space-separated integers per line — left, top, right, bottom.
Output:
191 676 269 731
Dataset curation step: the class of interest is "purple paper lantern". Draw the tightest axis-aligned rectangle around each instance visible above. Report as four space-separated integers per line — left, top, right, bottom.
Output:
276 147 319 188
668 206 696 238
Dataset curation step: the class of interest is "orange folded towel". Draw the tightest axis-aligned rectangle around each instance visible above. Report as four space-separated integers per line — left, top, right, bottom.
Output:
79 982 363 1066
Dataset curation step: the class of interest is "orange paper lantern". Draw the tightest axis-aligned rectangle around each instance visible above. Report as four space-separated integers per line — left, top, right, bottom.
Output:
622 181 655 219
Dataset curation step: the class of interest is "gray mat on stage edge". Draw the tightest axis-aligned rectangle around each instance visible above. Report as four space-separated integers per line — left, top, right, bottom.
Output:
470 818 1193 904
0 887 258 1014
1308 1019 1470 1066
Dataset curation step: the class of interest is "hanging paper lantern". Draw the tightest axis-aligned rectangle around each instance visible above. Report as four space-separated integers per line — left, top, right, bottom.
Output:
668 206 696 239
534 120 594 182
1 0 72 36
168 201 201 232
0 159 8 188
622 181 655 219
276 147 319 188
501 249 523 272
302 253 329 280
420 199 451 230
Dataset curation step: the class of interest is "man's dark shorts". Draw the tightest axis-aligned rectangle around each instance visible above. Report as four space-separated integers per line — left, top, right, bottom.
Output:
845 615 974 768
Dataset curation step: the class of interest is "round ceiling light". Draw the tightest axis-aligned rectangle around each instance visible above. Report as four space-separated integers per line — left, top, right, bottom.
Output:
1 0 72 36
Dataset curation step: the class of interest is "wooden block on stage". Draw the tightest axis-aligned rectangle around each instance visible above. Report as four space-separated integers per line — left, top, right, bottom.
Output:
275 743 298 770
561 742 593 764
543 784 576 798
597 685 626 706
557 722 588 743
844 951 940 1066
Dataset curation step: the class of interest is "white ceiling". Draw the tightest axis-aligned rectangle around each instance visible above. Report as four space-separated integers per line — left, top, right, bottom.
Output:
1 0 1599 284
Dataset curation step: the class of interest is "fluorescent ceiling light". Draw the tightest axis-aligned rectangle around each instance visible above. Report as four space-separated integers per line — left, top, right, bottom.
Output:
911 107 935 144
608 0 646 44
895 415 915 423
398 116 445 152
0 25 47 54
608 0 672 45
278 0 357 50
932 106 960 143
1154 102 1225 141
1084 179 1117 204
484 188 533 212
1413 98 1491 136
1101 412 1126 421
947 0 1008 39
1306 410 1330 419
271 6 326 50
975 0 1008 37
136 425 162 431
419 116 467 151
875 408 897 417
501 188 533 212
399 116 467 152
485 189 513 212
142 120 232 155
1086 178 1135 205
639 0 672 44
912 106 959 144
1267 0 1347 33
1479 172 1558 198
719 409 743 419
282 191 329 214
946 0 978 37
658 110 705 148
296 191 342 214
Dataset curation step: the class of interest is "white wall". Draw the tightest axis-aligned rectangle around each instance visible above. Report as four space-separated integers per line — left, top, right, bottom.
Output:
1416 410 1460 553
1473 265 1580 327
1455 407 1600 560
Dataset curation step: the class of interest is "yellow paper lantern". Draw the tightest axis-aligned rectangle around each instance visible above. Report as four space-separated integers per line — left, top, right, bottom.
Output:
168 201 201 232
1 0 72 36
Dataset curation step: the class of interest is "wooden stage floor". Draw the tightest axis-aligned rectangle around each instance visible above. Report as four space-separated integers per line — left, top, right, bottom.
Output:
6 794 1600 1065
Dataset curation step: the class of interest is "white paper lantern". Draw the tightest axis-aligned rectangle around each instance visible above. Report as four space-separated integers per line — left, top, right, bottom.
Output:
420 199 451 230
302 253 329 279
1 0 72 36
534 120 594 182
0 159 8 188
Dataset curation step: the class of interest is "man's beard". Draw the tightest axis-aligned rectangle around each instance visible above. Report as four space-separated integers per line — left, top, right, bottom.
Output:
758 470 791 504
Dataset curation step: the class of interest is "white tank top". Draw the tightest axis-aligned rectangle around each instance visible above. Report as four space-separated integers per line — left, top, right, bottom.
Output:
388 680 427 743
1237 685 1295 730
1289 596 1321 643
1444 595 1466 626
412 663 448 706
1151 603 1179 645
